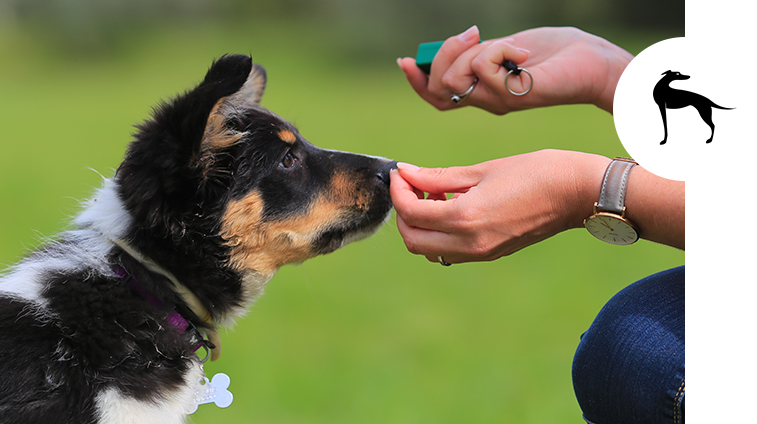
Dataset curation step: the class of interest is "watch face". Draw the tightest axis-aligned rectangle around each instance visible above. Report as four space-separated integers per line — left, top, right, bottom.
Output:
585 213 639 245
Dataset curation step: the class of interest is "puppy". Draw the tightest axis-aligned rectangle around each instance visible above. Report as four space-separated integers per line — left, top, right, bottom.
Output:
0 54 396 424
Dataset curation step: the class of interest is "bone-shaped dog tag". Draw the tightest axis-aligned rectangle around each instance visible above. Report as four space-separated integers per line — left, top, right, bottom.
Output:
187 373 233 414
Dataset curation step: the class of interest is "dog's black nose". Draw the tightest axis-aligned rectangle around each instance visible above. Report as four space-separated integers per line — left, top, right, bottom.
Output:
376 160 398 187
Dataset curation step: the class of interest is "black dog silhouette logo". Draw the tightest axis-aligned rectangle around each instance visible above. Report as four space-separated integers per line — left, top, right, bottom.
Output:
653 70 734 144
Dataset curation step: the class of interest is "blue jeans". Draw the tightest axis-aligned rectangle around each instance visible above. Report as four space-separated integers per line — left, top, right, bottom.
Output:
572 266 685 424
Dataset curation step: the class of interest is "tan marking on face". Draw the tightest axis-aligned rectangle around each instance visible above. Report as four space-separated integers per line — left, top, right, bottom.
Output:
220 191 332 276
220 170 367 276
220 191 276 275
330 170 370 213
277 130 297 145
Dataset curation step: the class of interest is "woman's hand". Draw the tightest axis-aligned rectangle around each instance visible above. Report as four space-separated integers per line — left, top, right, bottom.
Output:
390 150 611 264
397 26 634 114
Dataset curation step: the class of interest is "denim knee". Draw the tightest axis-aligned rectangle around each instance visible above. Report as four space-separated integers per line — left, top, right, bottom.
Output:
572 266 685 424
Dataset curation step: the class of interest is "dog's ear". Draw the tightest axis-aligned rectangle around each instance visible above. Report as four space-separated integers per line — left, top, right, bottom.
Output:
230 63 267 106
161 54 256 148
117 54 264 233
197 62 267 160
662 70 672 75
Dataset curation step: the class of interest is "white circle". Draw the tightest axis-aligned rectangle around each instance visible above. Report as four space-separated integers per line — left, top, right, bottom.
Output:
613 37 736 181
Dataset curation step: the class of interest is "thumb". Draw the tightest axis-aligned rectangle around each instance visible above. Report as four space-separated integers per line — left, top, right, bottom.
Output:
396 162 483 194
397 57 447 109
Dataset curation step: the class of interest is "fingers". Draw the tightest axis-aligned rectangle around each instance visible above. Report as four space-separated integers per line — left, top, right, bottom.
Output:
389 167 453 230
471 40 530 80
440 39 515 95
396 213 461 265
395 213 451 252
389 166 424 203
398 32 533 113
390 162 484 235
471 41 531 97
396 162 482 195
397 26 482 110
427 25 482 95
397 57 445 109
391 171 455 257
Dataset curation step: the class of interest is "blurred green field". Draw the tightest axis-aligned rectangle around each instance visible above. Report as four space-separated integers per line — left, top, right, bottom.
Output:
0 21 683 424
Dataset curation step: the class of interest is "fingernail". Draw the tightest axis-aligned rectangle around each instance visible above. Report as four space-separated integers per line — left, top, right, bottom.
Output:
458 25 479 43
397 162 421 172
396 58 403 70
516 47 531 54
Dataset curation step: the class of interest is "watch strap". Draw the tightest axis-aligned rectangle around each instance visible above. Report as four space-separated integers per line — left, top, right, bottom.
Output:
596 158 637 214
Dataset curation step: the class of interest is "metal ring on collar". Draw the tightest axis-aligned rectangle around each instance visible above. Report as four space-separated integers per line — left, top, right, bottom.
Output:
505 67 533 96
450 79 478 104
437 256 452 266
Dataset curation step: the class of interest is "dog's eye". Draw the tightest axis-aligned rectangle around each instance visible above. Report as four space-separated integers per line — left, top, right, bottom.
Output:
280 151 296 169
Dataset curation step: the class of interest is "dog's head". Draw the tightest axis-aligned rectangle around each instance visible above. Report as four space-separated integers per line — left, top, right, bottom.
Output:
661 70 690 81
115 54 395 318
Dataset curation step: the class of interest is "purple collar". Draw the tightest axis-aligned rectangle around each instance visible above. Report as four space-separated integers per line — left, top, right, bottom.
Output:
114 266 215 361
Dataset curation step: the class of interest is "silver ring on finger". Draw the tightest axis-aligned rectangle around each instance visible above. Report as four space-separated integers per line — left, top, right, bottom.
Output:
450 79 478 104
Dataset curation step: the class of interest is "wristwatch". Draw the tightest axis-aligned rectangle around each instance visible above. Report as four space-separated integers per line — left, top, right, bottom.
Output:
584 157 639 245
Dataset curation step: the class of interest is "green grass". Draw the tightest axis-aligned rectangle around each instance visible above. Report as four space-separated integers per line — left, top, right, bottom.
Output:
0 21 683 423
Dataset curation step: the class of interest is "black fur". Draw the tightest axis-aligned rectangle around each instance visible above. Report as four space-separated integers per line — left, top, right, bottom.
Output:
116 55 256 316
0 296 98 424
0 54 395 423
0 240 196 423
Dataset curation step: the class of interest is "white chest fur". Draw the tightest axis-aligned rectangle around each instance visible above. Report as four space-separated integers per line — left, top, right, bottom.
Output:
94 364 204 424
